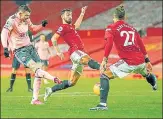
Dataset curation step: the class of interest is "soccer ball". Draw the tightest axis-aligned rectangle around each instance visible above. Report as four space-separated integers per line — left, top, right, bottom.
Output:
93 82 100 96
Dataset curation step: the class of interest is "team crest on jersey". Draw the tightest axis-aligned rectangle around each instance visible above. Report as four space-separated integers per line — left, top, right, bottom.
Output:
11 15 16 19
4 21 12 29
57 26 63 32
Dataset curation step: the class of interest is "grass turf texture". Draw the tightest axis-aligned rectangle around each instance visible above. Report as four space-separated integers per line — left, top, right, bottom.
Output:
1 77 162 118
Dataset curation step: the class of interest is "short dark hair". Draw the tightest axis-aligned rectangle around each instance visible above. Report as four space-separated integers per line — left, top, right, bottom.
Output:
18 5 31 13
114 5 125 20
61 9 72 15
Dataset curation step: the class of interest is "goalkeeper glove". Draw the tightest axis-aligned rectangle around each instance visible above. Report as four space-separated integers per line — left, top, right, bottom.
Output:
4 48 9 58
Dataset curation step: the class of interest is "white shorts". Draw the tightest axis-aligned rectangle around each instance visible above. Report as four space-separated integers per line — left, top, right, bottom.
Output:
70 50 88 74
109 59 147 78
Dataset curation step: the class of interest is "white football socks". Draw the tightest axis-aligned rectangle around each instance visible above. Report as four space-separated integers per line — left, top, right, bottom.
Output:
32 78 41 101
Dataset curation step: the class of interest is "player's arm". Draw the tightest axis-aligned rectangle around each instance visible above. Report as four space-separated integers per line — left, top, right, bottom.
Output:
100 33 114 72
137 33 152 72
51 33 64 60
74 6 88 30
1 19 13 58
28 19 48 33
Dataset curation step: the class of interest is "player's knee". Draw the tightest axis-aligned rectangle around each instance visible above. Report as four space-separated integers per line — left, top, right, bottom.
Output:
70 80 77 86
80 55 90 65
35 68 45 78
35 63 43 71
103 70 114 79
42 65 47 71
69 79 78 86
27 60 43 72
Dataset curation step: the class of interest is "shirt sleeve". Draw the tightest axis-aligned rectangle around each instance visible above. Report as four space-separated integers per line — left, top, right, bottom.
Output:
136 32 147 55
56 26 65 36
3 18 14 31
1 18 14 48
27 19 42 33
104 32 114 58
104 25 113 40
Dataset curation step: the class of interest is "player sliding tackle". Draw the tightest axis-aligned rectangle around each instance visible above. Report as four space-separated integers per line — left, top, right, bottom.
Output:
1 5 62 105
90 5 157 110
44 6 101 101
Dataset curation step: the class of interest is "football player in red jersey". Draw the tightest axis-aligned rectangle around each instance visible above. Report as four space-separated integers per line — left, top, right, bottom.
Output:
44 6 101 101
90 5 157 110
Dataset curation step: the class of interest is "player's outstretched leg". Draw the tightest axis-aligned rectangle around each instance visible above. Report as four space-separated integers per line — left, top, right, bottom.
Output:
44 80 72 101
27 60 62 84
27 61 62 105
80 55 100 70
90 74 109 111
146 73 157 90
35 68 62 84
44 70 80 102
87 59 100 70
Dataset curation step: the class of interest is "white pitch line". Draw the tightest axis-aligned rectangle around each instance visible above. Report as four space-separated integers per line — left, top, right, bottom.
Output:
2 90 161 98
3 92 160 98
3 95 158 98
2 92 94 98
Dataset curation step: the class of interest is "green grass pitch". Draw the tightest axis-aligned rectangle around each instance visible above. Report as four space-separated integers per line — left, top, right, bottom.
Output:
1 77 162 118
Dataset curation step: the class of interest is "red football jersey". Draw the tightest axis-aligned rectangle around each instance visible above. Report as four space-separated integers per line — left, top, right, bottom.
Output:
56 24 84 54
105 20 147 65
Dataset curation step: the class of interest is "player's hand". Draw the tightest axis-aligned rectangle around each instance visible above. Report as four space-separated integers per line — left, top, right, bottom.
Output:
57 52 64 60
4 48 10 58
145 62 152 73
100 60 107 74
81 6 88 14
42 20 48 27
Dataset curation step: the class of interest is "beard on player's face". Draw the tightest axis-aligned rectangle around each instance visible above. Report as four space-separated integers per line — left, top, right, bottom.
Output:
63 17 72 24
20 11 30 21
62 11 72 24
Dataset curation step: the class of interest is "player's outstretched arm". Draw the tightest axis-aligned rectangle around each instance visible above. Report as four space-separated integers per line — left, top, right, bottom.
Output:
100 33 114 73
1 28 11 58
51 33 64 60
136 33 152 73
1 28 10 49
100 39 113 73
137 32 147 56
74 6 88 30
28 19 48 33
1 18 14 50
